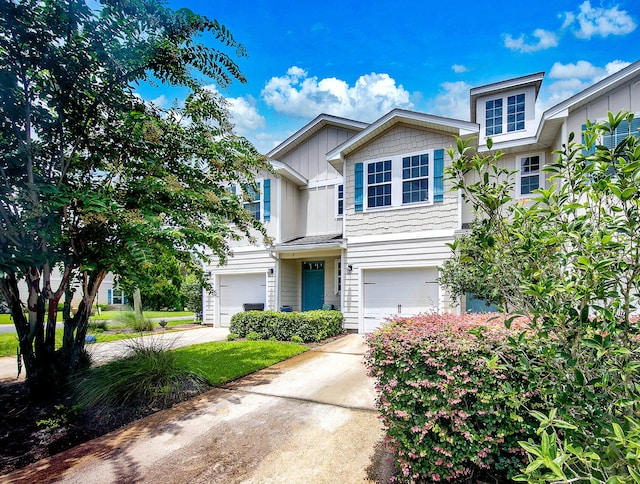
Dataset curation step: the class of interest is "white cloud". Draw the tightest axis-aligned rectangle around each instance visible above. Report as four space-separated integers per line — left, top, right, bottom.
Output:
565 1 637 39
548 60 601 79
204 85 265 138
504 28 559 53
430 81 471 121
451 64 468 73
261 67 414 121
538 60 632 112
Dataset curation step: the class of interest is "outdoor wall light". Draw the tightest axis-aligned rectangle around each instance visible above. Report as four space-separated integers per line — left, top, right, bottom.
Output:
269 268 274 275
347 264 353 271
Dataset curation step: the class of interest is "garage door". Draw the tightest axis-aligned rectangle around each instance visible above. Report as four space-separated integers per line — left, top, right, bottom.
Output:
363 268 439 332
219 273 266 326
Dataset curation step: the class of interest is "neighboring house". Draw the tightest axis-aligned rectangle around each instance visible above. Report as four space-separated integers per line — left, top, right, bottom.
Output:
203 60 640 333
14 271 125 310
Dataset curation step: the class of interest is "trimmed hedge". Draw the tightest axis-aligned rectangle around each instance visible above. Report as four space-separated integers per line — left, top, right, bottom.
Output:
229 310 344 342
365 313 539 483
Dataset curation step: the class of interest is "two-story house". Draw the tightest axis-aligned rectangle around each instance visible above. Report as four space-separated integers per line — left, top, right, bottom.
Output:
202 59 640 333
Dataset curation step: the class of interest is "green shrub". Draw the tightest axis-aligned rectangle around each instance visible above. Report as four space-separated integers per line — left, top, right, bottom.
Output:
365 313 538 482
118 311 154 332
245 331 261 341
290 335 303 343
226 333 239 341
230 310 343 343
88 320 108 332
74 338 207 408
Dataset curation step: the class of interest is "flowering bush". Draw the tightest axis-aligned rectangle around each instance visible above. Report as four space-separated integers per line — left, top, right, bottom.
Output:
365 313 539 482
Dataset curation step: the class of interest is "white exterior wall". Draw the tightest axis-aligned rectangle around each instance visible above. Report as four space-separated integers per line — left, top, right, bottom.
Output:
342 233 458 331
203 248 275 327
344 125 460 238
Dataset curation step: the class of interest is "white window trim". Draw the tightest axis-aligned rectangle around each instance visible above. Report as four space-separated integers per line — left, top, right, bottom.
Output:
236 178 265 222
364 150 435 212
516 153 543 198
334 260 341 295
485 92 526 137
335 183 344 219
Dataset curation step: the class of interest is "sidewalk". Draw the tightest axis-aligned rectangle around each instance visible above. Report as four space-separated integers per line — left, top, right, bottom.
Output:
1 334 391 483
0 326 230 383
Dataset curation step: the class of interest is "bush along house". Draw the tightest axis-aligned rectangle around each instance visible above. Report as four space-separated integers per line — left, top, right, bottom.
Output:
202 60 640 333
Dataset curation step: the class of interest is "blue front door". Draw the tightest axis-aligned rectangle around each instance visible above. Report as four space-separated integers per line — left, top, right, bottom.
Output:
302 261 324 311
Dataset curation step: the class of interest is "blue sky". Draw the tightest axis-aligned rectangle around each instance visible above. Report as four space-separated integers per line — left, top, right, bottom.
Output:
139 0 640 154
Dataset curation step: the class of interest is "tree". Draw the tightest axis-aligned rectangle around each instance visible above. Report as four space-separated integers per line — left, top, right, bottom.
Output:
441 112 640 481
0 0 269 396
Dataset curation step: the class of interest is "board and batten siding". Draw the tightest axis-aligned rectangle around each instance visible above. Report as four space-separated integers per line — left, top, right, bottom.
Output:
301 185 343 236
279 126 357 182
344 125 460 238
203 248 275 326
341 235 458 331
566 74 640 148
280 177 304 243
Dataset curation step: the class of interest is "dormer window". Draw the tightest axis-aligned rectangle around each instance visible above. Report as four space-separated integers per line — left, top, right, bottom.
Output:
507 94 525 132
485 93 526 136
486 99 503 136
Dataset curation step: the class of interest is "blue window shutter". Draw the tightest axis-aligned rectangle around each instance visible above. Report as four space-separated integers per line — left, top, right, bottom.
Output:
434 149 444 203
263 179 271 221
230 184 236 195
354 163 363 212
123 293 127 304
582 124 596 155
107 289 112 305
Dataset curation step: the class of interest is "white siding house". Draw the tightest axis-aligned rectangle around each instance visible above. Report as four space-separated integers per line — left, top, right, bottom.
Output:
203 60 640 332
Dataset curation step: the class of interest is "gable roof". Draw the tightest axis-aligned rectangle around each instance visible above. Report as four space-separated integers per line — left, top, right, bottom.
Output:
535 60 640 149
266 113 369 160
469 71 545 123
326 109 479 171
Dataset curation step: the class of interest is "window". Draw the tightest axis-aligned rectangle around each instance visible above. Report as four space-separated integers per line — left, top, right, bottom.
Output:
334 260 341 295
402 154 429 203
507 94 525 132
485 93 526 136
602 117 640 148
108 289 127 305
243 183 261 220
519 154 541 196
360 149 444 211
336 184 344 217
367 160 392 208
231 179 271 222
486 99 503 136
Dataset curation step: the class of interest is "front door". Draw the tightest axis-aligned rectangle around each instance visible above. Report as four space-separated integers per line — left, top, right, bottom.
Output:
302 261 324 311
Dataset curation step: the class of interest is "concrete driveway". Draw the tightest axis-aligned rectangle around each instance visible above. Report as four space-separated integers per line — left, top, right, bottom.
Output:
1 334 392 483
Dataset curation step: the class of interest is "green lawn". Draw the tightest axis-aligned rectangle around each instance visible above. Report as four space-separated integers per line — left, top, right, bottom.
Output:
0 311 194 325
171 340 307 385
0 321 196 357
89 310 194 321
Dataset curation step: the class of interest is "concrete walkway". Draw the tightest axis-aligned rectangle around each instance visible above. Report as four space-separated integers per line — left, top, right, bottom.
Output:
1 334 390 483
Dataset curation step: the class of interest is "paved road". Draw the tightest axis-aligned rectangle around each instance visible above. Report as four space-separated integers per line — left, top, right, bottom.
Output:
0 316 196 334
1 334 391 483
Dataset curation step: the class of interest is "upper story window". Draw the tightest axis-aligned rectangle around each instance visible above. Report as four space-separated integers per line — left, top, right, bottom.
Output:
507 94 525 132
602 116 640 148
367 160 392 208
358 149 444 211
336 184 344 217
486 93 526 136
518 154 542 196
231 179 271 222
486 99 503 136
402 154 429 203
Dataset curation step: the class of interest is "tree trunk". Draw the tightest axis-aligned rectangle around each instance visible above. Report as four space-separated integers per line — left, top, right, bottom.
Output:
133 288 143 318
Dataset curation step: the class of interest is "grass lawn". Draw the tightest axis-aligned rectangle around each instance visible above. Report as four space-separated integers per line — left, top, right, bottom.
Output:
172 340 308 385
0 320 196 357
0 311 194 325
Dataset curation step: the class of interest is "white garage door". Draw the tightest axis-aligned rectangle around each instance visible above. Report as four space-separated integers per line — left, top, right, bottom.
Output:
363 268 439 332
219 273 266 326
